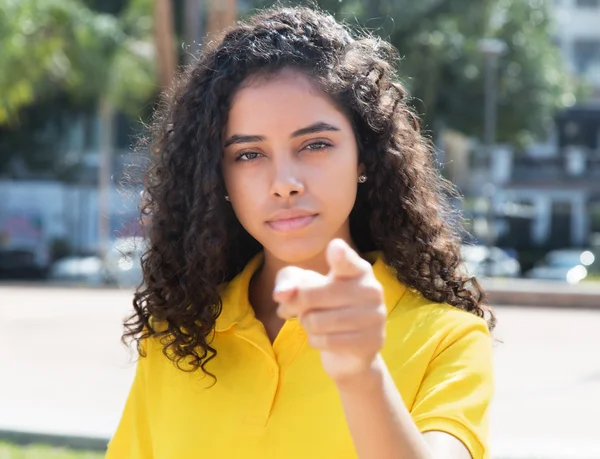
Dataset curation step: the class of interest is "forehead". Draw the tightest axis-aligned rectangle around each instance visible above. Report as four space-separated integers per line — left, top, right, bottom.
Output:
226 69 349 134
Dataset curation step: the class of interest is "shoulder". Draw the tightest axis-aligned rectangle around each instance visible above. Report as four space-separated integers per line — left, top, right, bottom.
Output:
385 287 492 366
387 292 494 459
392 287 489 333
373 252 490 342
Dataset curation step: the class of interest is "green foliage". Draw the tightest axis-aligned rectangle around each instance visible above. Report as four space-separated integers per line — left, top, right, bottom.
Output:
0 92 90 175
249 0 581 146
416 0 578 146
0 0 156 125
0 441 104 459
109 0 156 117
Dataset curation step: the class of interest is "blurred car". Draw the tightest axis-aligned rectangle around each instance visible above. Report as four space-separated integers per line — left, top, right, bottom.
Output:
0 248 47 279
104 237 145 287
460 245 521 278
525 249 595 284
48 255 106 286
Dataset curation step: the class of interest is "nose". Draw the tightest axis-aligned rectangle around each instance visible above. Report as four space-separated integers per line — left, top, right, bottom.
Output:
270 160 305 198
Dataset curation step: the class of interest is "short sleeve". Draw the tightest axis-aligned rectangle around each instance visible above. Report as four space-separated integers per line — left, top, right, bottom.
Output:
411 318 494 459
106 346 153 459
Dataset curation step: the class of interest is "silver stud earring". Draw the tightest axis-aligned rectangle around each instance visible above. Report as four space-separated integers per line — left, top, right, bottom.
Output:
224 195 230 202
358 174 367 184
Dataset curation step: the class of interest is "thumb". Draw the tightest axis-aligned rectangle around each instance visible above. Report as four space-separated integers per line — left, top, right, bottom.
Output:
326 239 370 279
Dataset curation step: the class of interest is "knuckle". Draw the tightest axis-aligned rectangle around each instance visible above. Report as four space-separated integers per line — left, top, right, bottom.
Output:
299 283 324 309
365 330 385 349
317 310 346 333
304 311 321 333
309 333 327 349
359 279 383 302
330 311 347 329
370 281 384 299
361 306 386 330
374 304 387 322
296 287 310 308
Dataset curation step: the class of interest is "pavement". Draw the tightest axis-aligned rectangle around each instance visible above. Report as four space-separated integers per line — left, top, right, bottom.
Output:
1 284 600 458
482 278 600 309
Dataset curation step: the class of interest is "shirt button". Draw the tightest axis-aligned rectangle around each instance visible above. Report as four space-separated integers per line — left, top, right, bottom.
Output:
270 367 277 376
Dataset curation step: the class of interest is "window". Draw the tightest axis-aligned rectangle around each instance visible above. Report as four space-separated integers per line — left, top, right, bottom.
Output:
573 40 600 73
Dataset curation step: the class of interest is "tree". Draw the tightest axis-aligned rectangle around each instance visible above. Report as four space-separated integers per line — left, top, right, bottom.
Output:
0 0 158 257
249 0 579 147
392 0 578 147
0 0 155 123
0 0 159 177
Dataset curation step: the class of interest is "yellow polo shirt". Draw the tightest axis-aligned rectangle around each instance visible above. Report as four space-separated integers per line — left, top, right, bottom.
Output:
106 253 493 459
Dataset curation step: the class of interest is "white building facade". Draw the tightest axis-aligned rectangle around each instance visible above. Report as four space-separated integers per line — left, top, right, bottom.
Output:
554 0 600 97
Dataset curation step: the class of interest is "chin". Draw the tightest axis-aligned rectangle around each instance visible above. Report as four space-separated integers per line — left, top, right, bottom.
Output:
264 236 328 265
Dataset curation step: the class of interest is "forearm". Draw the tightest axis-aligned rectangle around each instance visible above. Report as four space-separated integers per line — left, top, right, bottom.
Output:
336 354 433 459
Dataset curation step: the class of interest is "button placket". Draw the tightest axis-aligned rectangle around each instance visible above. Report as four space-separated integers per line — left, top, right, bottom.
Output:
234 318 307 427
234 326 280 426
242 362 279 426
273 319 307 369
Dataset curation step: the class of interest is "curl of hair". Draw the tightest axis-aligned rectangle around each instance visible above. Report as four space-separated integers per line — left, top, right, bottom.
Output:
124 6 495 377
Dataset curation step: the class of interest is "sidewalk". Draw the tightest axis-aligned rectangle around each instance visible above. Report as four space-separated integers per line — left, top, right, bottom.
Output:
2 285 600 458
483 278 600 308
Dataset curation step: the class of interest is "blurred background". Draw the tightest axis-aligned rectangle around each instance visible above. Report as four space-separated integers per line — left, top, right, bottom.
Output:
0 1 599 458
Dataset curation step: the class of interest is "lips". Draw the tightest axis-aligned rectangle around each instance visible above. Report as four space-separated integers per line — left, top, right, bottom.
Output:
266 209 318 232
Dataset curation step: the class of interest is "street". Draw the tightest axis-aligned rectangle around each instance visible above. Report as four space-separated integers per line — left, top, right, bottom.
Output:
1 285 599 459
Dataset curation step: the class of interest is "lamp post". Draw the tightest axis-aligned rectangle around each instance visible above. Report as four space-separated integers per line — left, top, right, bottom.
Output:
477 38 506 276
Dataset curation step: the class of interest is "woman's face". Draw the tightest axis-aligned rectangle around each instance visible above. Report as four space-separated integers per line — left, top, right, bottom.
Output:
221 68 362 264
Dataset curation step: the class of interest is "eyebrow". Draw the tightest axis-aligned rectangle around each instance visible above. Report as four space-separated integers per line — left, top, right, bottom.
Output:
223 122 340 148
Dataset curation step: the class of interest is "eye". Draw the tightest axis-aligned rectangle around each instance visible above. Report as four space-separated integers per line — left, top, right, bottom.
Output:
235 151 262 162
304 141 332 151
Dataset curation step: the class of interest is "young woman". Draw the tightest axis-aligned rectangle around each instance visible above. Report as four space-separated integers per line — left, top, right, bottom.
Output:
107 6 495 459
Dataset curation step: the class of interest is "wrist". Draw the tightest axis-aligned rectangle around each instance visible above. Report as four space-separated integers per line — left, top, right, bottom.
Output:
334 354 387 394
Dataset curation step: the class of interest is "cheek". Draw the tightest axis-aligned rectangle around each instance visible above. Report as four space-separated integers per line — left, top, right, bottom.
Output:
314 158 359 216
223 165 249 202
225 172 265 230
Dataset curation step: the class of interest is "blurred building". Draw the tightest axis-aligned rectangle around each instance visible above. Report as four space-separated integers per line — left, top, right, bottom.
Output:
554 0 600 98
0 109 144 274
460 115 600 253
1 0 244 276
453 1 600 253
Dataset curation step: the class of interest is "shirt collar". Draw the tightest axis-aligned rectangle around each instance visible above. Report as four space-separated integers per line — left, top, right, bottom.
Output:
214 251 407 332
214 252 263 332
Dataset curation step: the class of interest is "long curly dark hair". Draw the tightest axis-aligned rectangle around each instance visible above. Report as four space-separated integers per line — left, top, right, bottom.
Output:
125 5 495 375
